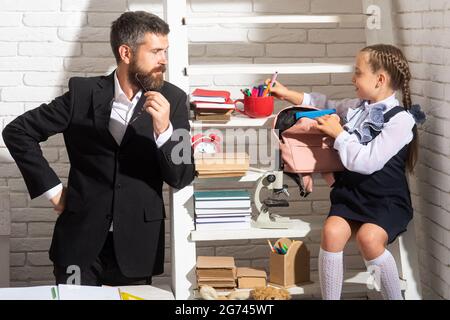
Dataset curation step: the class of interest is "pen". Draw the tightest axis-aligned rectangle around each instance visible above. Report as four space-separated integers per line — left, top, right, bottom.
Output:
263 71 278 97
270 71 278 86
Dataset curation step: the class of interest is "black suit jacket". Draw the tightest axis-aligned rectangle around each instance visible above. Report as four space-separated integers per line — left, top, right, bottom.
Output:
2 72 195 277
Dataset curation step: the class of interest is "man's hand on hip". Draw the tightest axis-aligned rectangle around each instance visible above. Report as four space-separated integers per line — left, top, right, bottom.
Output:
50 186 67 215
143 91 170 136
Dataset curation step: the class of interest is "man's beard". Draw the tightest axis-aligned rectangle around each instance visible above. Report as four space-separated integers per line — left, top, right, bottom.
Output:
129 59 166 92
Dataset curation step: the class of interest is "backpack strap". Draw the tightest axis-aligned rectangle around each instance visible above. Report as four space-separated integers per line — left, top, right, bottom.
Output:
383 106 405 123
364 106 406 144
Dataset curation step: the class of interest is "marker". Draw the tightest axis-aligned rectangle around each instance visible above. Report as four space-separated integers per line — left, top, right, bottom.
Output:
257 85 264 97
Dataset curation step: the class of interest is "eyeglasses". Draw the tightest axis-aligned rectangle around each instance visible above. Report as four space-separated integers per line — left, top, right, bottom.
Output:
110 74 149 126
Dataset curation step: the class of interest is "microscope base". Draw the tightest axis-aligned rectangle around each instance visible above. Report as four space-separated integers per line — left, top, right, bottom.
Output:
252 212 299 229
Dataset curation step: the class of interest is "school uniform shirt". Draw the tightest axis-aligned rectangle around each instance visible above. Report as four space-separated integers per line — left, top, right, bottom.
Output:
302 92 415 174
302 92 417 243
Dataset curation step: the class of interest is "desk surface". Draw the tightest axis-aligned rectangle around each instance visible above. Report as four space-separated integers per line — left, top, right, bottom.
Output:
0 284 175 300
117 284 174 300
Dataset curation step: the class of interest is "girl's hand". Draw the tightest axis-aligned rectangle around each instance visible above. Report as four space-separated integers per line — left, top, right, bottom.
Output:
264 79 304 105
315 114 344 139
265 79 289 100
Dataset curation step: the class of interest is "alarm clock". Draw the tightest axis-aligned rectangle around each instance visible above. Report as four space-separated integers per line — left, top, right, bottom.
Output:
191 133 221 154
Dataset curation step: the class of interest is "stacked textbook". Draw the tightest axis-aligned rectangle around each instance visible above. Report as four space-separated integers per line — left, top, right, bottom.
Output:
190 88 235 122
194 152 250 178
196 256 237 289
194 189 252 231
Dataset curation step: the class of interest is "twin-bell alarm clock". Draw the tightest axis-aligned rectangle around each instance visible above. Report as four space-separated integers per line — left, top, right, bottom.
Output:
191 133 221 154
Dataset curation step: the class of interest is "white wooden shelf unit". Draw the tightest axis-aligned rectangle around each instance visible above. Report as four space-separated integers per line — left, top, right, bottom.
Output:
164 0 422 301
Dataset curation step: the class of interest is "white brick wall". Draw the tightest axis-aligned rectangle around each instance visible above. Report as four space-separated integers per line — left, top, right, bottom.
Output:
0 0 365 290
396 1 450 300
3 0 446 300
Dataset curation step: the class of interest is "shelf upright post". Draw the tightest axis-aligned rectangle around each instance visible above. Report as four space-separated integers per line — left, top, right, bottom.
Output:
164 0 197 300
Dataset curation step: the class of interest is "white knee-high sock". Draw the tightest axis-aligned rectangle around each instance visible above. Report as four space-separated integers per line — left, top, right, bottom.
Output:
318 248 343 300
364 249 403 300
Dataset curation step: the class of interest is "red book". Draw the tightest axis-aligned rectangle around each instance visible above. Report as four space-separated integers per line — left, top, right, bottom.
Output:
191 88 231 103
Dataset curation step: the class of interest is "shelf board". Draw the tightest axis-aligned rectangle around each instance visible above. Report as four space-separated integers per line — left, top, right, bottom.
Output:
193 270 407 299
190 216 324 241
190 114 274 128
184 15 342 25
186 63 354 75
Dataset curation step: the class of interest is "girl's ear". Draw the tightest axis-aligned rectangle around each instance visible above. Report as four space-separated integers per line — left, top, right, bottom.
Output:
376 72 388 89
118 45 132 65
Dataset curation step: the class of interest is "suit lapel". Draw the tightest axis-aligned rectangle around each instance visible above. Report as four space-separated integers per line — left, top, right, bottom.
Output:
92 72 118 148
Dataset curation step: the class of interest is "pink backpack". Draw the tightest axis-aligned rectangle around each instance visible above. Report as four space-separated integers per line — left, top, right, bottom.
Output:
273 105 344 197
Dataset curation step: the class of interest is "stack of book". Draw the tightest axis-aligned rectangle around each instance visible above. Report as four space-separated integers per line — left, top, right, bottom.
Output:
191 88 235 122
194 189 252 231
194 152 249 178
196 256 237 290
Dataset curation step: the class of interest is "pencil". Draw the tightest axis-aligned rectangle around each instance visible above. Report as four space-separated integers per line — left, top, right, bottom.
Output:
267 240 276 253
263 71 278 97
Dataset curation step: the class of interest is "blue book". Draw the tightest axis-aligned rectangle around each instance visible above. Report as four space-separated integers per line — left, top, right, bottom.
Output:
194 190 250 201
295 108 336 120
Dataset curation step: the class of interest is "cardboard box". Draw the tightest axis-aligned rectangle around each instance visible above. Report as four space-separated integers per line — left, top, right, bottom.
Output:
269 238 310 287
236 267 267 289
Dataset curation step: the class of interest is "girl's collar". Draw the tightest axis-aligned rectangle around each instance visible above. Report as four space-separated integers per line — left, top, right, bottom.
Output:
365 92 399 109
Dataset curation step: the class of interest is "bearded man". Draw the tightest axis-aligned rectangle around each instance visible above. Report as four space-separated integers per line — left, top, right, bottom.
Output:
2 11 195 286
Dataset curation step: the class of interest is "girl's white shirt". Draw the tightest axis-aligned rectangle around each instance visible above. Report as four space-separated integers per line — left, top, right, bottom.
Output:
302 92 415 175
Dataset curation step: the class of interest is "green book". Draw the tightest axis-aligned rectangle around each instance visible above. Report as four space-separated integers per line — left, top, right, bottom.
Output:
194 189 250 201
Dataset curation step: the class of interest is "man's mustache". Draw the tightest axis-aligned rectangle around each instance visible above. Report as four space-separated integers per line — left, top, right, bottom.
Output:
151 66 166 74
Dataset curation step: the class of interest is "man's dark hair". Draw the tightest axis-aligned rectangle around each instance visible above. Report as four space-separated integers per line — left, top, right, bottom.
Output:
110 11 170 63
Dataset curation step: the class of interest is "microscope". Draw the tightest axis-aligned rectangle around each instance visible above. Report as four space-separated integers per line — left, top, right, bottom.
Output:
251 171 305 229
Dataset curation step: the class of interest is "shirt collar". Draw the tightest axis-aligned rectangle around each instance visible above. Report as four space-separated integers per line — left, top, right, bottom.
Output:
113 71 142 106
365 92 399 110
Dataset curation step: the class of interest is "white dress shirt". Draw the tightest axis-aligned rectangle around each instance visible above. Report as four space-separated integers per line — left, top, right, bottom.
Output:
302 92 415 175
42 71 173 209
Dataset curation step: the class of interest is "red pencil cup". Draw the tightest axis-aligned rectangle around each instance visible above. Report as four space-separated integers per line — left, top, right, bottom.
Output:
234 95 274 118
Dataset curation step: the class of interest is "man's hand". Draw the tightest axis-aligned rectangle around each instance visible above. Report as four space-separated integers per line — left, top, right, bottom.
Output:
143 91 170 136
315 114 344 139
50 186 67 215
